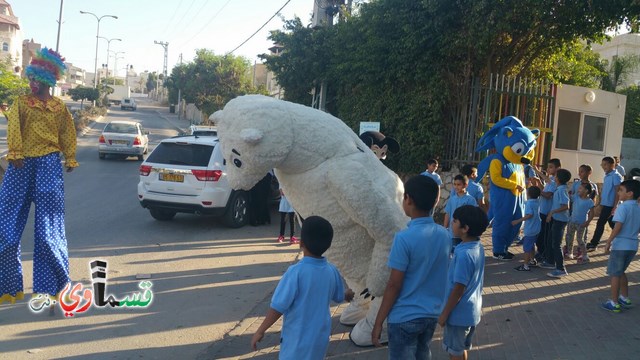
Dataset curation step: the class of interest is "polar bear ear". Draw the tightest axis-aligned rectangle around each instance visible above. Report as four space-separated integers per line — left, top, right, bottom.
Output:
240 128 263 144
210 110 224 125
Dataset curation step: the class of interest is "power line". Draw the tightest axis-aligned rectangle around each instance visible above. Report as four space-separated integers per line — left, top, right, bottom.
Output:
170 0 199 35
161 0 185 38
227 0 292 55
178 0 234 51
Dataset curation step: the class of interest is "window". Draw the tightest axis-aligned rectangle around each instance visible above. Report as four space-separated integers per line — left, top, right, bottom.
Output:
555 109 606 152
2 42 8 52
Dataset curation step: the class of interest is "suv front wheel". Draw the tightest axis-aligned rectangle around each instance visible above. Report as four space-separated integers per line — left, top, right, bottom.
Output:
224 191 249 228
149 208 177 221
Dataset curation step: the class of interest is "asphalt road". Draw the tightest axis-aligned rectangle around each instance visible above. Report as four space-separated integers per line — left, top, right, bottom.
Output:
0 99 299 359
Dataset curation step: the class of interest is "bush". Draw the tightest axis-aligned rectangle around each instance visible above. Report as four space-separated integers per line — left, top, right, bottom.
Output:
72 105 108 131
619 86 640 139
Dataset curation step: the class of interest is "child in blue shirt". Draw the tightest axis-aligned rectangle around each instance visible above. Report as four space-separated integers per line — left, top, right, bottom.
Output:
420 158 443 186
511 186 541 271
444 175 478 252
438 205 489 359
565 164 598 258
546 168 572 278
251 216 354 359
533 158 560 267
372 175 450 359
461 164 486 211
588 157 624 250
602 180 640 312
565 183 595 264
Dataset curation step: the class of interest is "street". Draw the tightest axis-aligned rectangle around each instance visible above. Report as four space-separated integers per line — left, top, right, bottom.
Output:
0 99 301 359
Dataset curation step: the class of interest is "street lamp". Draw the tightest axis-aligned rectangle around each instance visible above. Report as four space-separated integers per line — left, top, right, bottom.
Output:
98 36 121 80
80 10 118 88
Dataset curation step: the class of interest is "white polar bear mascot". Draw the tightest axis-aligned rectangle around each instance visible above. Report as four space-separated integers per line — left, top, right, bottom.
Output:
214 95 408 346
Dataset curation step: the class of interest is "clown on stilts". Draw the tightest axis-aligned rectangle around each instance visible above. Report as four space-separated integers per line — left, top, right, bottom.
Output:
0 48 78 304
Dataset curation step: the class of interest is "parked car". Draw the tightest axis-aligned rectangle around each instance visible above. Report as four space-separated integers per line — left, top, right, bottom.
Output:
98 120 149 161
187 125 217 137
137 135 249 228
121 98 137 111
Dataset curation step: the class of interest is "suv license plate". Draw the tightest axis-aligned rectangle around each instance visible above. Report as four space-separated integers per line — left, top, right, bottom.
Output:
160 173 184 182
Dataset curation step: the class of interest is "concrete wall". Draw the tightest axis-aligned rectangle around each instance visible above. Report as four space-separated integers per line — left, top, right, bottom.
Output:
621 137 640 175
550 84 627 182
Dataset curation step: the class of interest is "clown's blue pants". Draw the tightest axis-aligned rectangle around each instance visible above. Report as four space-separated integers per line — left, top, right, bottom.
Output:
490 186 524 255
0 153 69 303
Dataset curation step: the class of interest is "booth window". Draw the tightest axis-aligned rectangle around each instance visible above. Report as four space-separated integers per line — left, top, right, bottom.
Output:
556 109 606 152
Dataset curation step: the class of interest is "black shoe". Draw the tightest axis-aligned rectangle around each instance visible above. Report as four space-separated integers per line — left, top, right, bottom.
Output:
586 243 597 252
514 264 531 271
492 253 514 261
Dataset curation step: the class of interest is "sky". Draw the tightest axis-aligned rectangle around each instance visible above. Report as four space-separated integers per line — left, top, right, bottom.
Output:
11 0 316 76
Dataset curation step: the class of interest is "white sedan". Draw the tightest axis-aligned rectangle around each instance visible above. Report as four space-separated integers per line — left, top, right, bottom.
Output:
98 120 149 161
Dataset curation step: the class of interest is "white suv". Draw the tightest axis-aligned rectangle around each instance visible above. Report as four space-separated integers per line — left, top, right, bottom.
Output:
137 135 249 227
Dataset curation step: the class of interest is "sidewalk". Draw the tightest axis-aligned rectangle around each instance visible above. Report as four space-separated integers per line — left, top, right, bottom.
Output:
202 221 639 359
148 101 192 133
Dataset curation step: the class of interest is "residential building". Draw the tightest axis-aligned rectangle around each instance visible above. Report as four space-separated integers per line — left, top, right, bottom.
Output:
21 38 39 75
591 32 640 88
0 0 22 70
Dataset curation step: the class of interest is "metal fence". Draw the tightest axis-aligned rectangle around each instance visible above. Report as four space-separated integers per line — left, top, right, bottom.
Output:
442 74 556 169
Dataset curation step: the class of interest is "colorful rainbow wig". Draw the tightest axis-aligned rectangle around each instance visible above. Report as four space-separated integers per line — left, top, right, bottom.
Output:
25 48 66 87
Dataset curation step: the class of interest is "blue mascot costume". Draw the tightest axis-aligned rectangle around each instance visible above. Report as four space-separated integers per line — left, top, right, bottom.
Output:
475 116 539 259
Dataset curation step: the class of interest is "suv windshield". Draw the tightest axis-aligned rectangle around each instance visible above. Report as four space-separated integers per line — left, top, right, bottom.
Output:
104 123 138 134
147 142 214 166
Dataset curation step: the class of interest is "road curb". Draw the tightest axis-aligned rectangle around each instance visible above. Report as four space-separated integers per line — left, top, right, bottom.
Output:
155 110 187 134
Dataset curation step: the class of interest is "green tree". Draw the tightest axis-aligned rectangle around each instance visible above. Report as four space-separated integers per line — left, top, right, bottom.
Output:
619 86 640 138
600 54 640 92
146 72 158 92
0 58 29 105
103 77 124 86
261 0 640 174
67 86 100 109
166 50 265 116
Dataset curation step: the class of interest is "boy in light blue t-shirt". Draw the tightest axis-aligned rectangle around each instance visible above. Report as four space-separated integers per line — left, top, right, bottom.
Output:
533 158 560 267
602 180 640 313
511 186 541 271
444 175 478 253
546 169 572 279
461 164 486 211
420 158 443 186
439 205 489 359
372 175 450 358
251 216 354 359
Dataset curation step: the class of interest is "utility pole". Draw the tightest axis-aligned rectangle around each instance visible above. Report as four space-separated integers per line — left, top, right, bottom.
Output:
154 40 169 79
154 40 169 103
55 0 64 52
311 0 339 111
177 53 183 120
